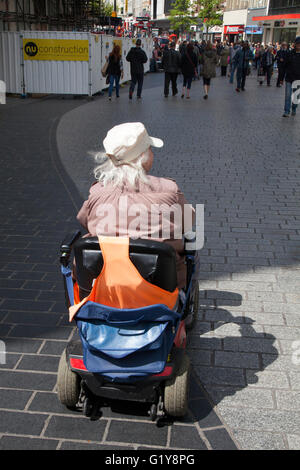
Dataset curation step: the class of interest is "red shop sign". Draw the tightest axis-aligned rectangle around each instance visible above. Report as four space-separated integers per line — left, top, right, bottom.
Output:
224 25 244 34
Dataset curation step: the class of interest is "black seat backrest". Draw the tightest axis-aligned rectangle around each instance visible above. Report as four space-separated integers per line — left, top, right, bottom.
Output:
73 237 177 299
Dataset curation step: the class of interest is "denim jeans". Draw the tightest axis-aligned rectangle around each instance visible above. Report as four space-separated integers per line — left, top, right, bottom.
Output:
129 73 144 97
108 74 120 97
229 62 237 84
284 81 299 114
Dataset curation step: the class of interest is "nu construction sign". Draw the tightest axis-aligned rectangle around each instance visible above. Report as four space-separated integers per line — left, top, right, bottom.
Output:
23 38 89 61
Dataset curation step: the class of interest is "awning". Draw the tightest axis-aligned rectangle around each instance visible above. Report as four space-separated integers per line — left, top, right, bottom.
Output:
252 14 300 21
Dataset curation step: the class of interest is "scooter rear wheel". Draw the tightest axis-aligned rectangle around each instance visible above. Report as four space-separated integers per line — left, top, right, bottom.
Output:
57 349 80 408
164 353 190 417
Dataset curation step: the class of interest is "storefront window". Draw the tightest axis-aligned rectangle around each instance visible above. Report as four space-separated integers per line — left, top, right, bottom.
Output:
273 28 298 44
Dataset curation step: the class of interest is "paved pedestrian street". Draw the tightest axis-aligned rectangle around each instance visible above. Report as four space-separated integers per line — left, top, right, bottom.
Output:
1 70 300 450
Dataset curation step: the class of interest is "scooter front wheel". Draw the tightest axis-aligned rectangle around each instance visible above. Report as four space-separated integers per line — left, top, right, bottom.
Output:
57 349 80 408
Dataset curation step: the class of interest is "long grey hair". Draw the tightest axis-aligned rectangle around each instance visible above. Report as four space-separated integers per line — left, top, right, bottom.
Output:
92 147 152 188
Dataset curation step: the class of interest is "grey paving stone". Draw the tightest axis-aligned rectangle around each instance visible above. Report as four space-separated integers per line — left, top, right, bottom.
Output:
0 299 53 312
0 436 59 450
276 391 300 411
246 370 290 389
29 392 78 415
0 371 57 391
0 288 39 301
287 434 300 450
188 398 222 428
224 337 278 354
45 415 107 441
59 441 134 450
194 366 246 387
217 406 300 435
204 428 238 450
3 338 43 354
188 349 212 367
8 325 71 340
206 386 274 409
0 389 33 410
0 410 46 435
17 355 60 372
39 341 68 356
289 371 300 391
232 429 286 450
170 425 207 450
106 420 168 447
215 351 260 369
0 324 12 337
4 312 61 327
0 353 21 369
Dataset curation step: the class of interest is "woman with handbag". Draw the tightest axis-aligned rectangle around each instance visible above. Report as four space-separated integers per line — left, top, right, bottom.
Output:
180 43 198 99
106 45 124 101
199 42 218 99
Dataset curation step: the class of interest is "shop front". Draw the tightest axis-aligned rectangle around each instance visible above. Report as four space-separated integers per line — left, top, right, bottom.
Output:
252 13 300 45
245 25 264 43
224 25 245 43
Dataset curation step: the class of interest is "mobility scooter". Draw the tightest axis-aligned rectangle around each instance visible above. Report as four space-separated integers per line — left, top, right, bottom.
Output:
56 231 198 421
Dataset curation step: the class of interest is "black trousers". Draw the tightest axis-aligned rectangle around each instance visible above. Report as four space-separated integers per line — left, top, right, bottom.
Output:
164 72 178 96
129 73 144 97
277 65 285 86
221 65 227 76
264 65 273 85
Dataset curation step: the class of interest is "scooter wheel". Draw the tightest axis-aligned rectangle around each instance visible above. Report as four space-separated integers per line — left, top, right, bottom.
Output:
149 404 157 421
164 353 190 417
57 349 80 408
83 396 94 417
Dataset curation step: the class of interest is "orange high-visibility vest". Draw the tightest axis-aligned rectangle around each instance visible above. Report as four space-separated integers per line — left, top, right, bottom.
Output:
69 236 178 322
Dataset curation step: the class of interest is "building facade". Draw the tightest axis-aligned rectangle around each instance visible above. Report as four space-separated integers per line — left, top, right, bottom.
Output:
223 0 268 42
252 0 300 44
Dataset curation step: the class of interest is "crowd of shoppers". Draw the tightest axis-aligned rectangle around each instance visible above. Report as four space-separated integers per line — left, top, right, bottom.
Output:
103 35 300 118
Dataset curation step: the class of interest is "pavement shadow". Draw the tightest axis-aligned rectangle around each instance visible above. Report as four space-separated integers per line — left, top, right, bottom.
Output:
187 289 279 419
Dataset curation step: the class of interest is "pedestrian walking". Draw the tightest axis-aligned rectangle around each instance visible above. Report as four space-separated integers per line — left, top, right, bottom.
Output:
276 42 289 87
262 46 275 86
106 45 123 100
180 43 198 99
282 36 300 117
233 41 254 92
220 44 230 76
162 42 181 97
229 42 240 83
126 39 148 100
199 41 218 100
179 40 187 56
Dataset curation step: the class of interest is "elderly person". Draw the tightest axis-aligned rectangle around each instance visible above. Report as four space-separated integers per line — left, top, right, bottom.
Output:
76 122 195 289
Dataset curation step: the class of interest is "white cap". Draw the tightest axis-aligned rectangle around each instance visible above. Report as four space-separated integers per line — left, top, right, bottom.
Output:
103 122 163 164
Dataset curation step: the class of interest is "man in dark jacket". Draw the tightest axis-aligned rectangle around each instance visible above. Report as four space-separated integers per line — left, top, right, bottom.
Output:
233 41 254 92
162 42 181 97
276 42 289 87
126 39 148 99
282 36 300 117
